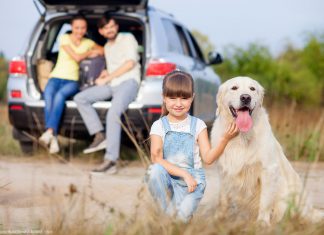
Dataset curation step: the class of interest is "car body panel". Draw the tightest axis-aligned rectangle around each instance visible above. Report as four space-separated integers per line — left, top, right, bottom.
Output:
7 4 222 146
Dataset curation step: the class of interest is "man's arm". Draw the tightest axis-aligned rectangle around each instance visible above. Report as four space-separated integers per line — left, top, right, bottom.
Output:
95 60 135 85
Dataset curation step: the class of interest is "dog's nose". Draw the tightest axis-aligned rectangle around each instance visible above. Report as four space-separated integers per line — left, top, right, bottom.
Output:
240 94 251 104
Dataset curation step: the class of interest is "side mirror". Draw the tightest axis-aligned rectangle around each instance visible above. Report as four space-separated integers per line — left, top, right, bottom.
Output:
208 51 223 65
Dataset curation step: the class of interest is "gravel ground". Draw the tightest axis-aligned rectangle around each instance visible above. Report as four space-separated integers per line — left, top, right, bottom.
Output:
0 158 323 231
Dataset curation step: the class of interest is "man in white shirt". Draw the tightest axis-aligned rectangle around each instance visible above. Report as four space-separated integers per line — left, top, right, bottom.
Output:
74 16 140 174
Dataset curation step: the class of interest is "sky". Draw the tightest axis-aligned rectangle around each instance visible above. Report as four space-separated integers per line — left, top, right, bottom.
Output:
0 0 323 59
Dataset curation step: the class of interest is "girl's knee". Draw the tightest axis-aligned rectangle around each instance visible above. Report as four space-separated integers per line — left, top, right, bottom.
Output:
147 163 166 181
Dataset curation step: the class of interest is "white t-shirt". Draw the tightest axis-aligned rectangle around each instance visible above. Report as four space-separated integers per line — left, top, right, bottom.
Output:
150 115 207 169
104 33 141 87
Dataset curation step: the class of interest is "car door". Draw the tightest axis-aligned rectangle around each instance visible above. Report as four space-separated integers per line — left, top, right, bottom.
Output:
184 29 220 125
171 25 206 118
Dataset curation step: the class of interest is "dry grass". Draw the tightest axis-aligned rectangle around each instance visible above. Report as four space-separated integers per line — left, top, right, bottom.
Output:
266 102 324 161
2 176 319 235
1 102 322 162
0 103 21 156
0 103 139 163
1 102 323 234
25 183 324 235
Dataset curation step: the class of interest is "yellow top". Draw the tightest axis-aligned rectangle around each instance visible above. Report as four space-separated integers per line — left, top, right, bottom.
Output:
49 34 95 81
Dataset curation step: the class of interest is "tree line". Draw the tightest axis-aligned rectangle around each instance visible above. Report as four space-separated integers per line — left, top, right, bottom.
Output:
204 33 324 106
0 52 7 102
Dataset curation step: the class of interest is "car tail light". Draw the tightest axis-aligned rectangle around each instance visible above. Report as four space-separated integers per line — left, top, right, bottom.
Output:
9 58 27 75
145 60 176 77
11 90 22 98
148 107 162 114
9 105 23 111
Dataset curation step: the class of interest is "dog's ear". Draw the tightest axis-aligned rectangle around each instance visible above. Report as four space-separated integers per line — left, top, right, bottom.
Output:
216 107 220 116
216 84 225 116
256 82 265 106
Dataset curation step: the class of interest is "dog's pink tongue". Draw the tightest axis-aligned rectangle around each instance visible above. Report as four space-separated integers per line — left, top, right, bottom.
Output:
235 110 253 132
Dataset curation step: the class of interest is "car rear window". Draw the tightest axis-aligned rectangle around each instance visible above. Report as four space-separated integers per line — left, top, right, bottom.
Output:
161 19 183 54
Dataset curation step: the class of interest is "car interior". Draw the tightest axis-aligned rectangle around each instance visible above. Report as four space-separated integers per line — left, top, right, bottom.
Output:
31 15 145 93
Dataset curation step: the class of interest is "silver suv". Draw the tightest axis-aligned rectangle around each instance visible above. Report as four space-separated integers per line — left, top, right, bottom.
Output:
7 0 222 154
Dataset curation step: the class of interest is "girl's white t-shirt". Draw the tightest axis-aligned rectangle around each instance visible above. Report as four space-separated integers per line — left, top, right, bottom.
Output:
150 115 207 169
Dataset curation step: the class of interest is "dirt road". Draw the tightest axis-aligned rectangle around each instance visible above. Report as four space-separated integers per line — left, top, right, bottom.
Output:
1 157 324 231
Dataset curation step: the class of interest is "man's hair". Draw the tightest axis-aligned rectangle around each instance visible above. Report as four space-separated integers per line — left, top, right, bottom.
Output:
97 15 119 29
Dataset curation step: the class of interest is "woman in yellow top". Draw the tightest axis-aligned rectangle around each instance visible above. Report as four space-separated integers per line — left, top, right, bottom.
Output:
39 15 103 154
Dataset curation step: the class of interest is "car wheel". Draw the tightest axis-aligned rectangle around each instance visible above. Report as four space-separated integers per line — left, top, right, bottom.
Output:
19 141 37 155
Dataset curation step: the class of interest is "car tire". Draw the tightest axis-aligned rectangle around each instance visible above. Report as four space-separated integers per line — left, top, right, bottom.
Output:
19 141 37 155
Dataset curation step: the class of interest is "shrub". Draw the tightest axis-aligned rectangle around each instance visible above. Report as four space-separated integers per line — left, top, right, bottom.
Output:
0 52 8 102
215 34 324 106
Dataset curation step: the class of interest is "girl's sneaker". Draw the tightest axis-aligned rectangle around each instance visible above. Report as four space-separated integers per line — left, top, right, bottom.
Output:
49 137 60 154
39 130 53 146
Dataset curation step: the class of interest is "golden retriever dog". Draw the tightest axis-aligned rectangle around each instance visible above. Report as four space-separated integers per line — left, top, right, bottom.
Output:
210 76 321 225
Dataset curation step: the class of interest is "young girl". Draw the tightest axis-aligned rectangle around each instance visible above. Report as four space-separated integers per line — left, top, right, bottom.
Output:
38 15 103 154
146 70 238 222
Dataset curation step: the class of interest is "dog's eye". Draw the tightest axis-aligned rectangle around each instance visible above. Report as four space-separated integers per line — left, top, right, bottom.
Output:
250 87 255 91
231 86 238 90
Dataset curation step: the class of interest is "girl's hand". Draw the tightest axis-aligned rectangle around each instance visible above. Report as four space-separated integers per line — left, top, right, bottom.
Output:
223 122 239 141
183 173 197 193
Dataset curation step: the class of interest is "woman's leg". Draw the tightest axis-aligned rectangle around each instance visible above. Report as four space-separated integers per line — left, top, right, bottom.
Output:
46 80 79 135
43 78 61 126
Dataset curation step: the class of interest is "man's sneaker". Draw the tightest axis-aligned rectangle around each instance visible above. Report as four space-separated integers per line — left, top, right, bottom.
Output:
49 137 60 154
39 130 53 146
83 132 106 154
91 160 117 175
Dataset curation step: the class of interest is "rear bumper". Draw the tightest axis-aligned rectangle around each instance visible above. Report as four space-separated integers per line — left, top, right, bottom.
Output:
8 101 161 140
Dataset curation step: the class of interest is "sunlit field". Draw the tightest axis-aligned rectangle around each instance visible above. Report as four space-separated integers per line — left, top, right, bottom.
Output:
0 103 322 161
0 103 323 234
266 102 324 162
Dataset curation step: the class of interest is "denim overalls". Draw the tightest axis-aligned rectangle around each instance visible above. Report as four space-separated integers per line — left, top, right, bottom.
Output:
147 115 206 222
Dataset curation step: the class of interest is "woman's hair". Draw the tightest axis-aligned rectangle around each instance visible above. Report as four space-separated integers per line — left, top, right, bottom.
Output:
97 15 119 29
71 15 87 25
161 70 194 116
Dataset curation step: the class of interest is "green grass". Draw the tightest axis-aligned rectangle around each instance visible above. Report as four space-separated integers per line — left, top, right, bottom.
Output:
0 104 21 156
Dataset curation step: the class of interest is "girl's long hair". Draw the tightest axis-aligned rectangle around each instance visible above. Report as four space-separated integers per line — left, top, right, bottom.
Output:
161 70 194 116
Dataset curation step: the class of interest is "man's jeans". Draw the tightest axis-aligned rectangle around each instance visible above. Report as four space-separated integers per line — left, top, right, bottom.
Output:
74 79 139 161
44 78 79 135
